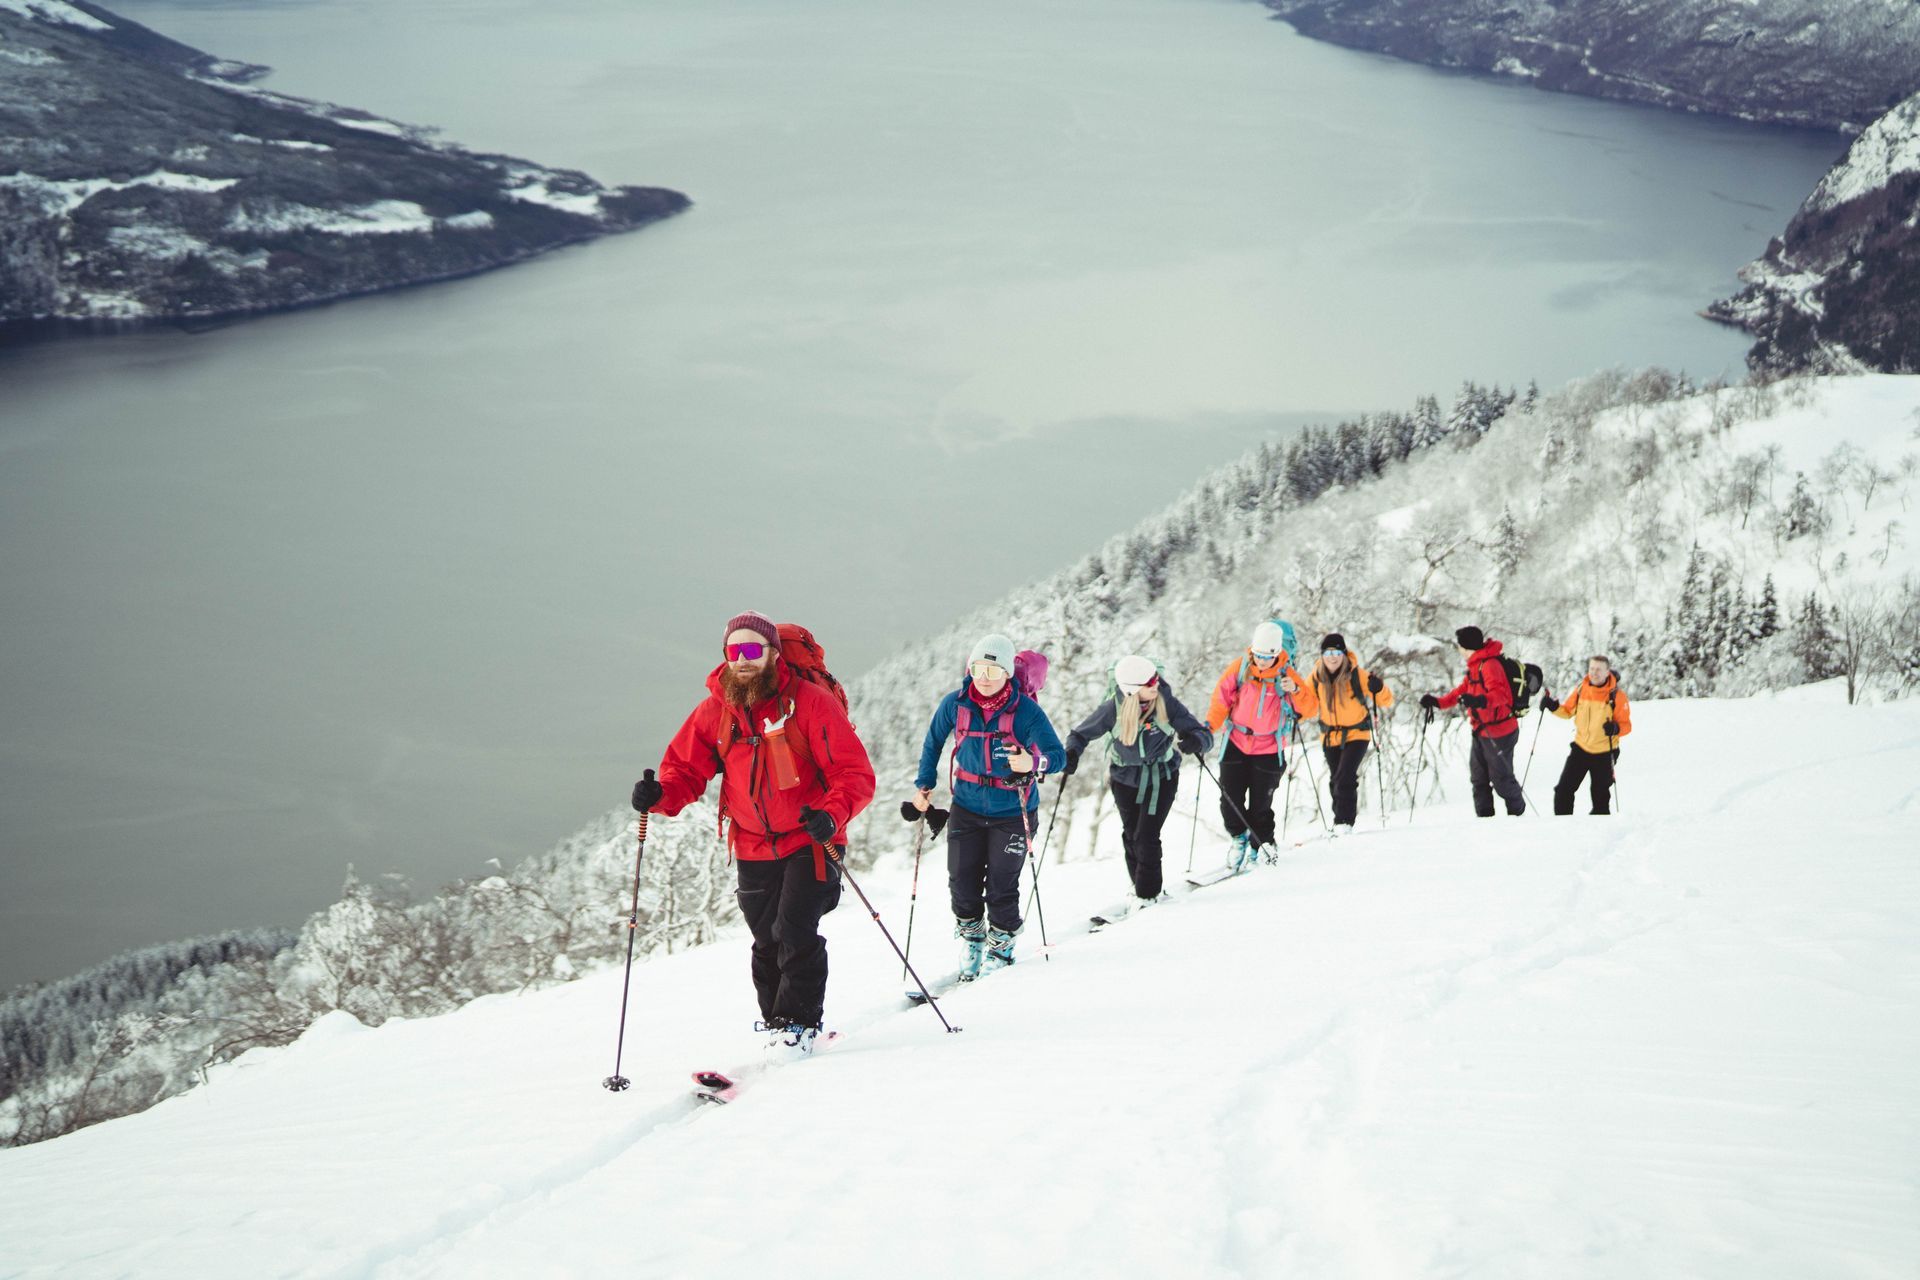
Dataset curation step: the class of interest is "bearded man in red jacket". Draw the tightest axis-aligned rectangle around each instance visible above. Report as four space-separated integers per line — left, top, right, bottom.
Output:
631 611 876 1053
1420 625 1528 818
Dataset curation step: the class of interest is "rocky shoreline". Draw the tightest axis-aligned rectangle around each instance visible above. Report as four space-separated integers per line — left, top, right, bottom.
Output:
0 0 687 331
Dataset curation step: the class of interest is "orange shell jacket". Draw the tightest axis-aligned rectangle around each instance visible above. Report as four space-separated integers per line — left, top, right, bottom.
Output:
1552 673 1631 753
1308 653 1394 747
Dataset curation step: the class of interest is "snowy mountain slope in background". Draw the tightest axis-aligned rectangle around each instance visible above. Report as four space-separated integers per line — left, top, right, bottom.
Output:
2 689 1916 1279
1257 0 1920 133
1709 90 1920 376
0 1 687 327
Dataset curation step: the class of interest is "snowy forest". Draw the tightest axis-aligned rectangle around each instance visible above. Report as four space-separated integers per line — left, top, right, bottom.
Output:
6 365 1917 1147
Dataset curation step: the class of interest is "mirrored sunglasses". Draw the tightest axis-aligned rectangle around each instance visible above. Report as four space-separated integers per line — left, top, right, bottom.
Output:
1323 647 1345 657
1119 674 1160 695
725 642 768 662
969 660 1007 681
1251 650 1278 663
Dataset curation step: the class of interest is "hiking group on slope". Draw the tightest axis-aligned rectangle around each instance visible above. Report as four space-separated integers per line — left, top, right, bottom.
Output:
629 609 1632 1055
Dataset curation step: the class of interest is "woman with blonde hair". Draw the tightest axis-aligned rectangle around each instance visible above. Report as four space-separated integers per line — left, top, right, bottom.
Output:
1063 655 1211 906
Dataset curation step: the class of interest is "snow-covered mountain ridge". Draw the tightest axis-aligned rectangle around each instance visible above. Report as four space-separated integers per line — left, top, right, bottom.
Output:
1709 89 1920 376
3 688 1916 1278
0 0 687 328
1258 0 1920 133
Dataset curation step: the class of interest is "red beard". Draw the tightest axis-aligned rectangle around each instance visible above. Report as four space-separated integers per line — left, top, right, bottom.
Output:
720 662 778 709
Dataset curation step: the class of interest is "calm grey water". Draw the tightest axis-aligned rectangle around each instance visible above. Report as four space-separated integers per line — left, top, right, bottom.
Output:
0 0 1841 988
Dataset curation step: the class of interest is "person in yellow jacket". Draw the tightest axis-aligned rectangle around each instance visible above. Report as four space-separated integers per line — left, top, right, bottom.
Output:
1207 621 1317 866
1305 633 1393 834
1540 655 1632 815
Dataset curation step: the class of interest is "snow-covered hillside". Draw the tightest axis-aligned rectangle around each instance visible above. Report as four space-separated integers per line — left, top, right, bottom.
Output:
1710 90 1920 376
4 688 1916 1278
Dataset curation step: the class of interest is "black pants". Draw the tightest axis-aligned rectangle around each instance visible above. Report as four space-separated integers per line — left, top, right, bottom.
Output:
1469 733 1527 817
1322 739 1369 827
735 850 840 1028
946 803 1028 933
1553 746 1615 814
1111 769 1180 899
1218 741 1284 847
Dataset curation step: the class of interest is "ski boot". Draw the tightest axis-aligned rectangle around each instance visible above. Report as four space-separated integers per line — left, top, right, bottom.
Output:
983 923 1018 973
1231 832 1256 873
759 1019 822 1063
1332 823 1354 839
955 916 986 982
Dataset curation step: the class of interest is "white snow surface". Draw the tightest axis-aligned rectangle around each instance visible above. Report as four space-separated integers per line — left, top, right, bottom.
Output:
0 0 108 30
1809 89 1920 213
3 689 1917 1278
0 170 238 217
227 199 437 236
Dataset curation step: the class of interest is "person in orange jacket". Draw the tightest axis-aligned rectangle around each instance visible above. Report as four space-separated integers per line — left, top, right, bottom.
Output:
1207 621 1318 865
1305 633 1393 834
1541 655 1632 815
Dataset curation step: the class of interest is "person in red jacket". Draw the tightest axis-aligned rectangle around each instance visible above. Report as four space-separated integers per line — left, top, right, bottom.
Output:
631 611 876 1054
1419 625 1527 817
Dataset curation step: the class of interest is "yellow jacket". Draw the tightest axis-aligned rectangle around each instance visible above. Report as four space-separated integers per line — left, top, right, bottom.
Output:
1552 674 1631 753
1307 653 1393 747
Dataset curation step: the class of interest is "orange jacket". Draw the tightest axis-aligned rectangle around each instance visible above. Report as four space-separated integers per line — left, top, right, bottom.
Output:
1308 653 1394 747
1551 674 1631 753
1207 653 1317 755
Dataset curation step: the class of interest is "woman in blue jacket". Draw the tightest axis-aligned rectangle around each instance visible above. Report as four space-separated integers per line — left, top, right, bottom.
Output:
911 633 1063 980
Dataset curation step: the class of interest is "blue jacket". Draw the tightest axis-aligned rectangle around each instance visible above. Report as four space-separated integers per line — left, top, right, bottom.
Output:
915 677 1064 818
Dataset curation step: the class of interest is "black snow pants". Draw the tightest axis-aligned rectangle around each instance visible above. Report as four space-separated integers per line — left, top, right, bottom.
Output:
735 849 841 1029
1111 769 1180 900
946 802 1028 934
1553 746 1616 815
1469 732 1527 816
1321 739 1369 827
1218 741 1284 847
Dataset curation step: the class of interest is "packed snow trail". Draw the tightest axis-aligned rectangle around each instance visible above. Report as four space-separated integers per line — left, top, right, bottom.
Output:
2 687 1917 1279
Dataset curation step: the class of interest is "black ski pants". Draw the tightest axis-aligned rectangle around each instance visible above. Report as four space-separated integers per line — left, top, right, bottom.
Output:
1553 746 1615 815
1111 769 1180 900
1218 741 1284 848
1469 732 1527 817
946 802 1028 934
735 850 841 1029
1321 739 1369 827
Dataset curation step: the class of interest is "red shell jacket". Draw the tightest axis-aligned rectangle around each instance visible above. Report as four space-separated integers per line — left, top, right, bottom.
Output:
654 660 876 870
1435 640 1518 739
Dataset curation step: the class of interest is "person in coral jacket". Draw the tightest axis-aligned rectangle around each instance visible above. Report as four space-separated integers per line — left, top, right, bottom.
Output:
1207 621 1318 865
1305 633 1393 833
1541 655 1632 815
630 611 876 1054
1419 625 1527 817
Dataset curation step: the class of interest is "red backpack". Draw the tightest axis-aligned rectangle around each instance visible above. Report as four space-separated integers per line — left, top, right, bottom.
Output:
777 622 849 716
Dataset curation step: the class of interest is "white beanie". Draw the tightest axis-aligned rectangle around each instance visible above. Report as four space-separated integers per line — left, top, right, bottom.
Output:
1250 621 1288 656
1114 654 1157 692
970 633 1017 671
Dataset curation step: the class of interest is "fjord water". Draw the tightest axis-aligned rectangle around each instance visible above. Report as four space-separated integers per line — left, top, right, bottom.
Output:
0 0 1840 987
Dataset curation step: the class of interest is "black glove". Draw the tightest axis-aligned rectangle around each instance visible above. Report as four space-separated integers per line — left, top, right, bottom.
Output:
631 771 662 813
1460 693 1487 709
1419 693 1439 710
1178 731 1208 755
1063 746 1081 776
798 807 837 843
926 806 950 838
1602 719 1620 736
1540 693 1560 713
1366 673 1383 695
900 800 923 824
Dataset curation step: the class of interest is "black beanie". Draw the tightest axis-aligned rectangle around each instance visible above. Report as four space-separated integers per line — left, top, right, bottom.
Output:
1455 625 1485 650
1319 633 1346 653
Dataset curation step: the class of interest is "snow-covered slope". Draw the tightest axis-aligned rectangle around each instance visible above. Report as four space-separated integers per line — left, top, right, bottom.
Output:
0 1 687 327
1258 0 1920 133
3 688 1916 1278
1710 90 1920 376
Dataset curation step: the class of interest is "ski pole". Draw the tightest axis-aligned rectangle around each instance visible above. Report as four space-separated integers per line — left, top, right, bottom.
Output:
603 771 653 1092
1293 721 1333 833
1368 690 1389 828
1023 774 1068 921
1016 781 1051 959
1406 706 1432 824
1184 761 1202 874
1520 697 1547 789
1195 752 1263 850
823 842 961 1033
899 809 929 982
1280 715 1296 846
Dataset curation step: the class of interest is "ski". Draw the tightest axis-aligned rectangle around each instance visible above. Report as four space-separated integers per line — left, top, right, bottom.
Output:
691 1031 842 1104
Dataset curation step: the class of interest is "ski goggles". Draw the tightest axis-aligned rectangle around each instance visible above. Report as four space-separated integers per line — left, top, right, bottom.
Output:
968 660 1008 681
725 642 768 662
1322 647 1345 658
1250 650 1278 664
1118 673 1160 695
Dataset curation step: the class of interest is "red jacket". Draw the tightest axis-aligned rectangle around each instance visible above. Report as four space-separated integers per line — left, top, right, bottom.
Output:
1436 640 1518 739
655 661 876 869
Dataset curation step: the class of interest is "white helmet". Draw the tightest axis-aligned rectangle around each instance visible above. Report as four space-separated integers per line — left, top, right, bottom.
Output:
1114 654 1157 693
1250 621 1288 657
